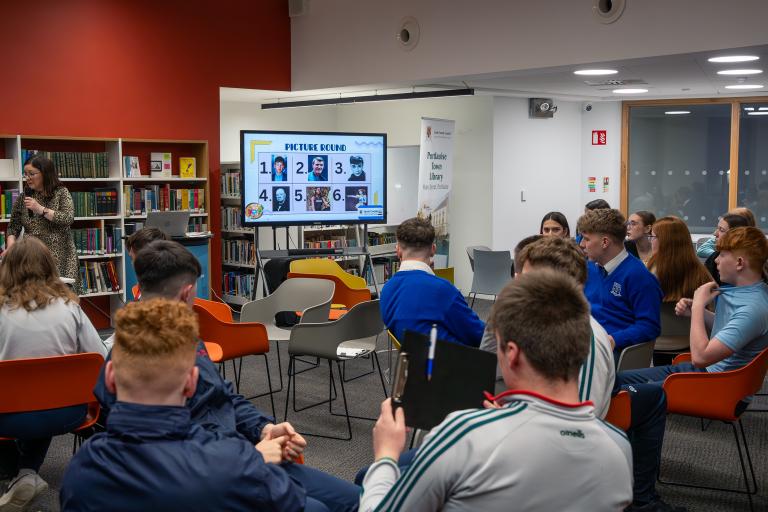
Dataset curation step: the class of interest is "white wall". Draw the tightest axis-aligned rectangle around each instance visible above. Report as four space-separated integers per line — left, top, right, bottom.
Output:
291 0 768 90
491 97 584 254
580 102 621 209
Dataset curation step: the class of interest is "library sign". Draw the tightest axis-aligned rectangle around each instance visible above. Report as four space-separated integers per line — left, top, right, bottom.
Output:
418 117 454 242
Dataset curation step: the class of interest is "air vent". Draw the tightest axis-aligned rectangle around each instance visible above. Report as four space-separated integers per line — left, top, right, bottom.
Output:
584 79 648 87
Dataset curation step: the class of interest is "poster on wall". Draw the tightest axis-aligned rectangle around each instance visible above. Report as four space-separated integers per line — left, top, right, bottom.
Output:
418 117 454 266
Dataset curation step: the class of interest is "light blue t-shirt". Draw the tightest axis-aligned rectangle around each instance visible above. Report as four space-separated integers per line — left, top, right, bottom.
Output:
707 281 768 373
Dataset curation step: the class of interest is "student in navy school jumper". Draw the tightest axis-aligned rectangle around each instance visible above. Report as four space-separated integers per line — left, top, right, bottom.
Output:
379 216 485 347
92 240 359 512
61 299 311 511
577 208 662 360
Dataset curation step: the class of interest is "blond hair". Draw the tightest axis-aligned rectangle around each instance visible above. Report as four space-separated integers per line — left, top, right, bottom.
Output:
113 298 199 395
518 237 587 285
0 237 77 311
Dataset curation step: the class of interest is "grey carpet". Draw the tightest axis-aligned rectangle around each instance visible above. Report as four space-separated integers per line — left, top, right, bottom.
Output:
17 298 768 511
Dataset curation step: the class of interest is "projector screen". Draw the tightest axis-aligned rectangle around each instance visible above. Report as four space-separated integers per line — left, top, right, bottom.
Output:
240 130 387 226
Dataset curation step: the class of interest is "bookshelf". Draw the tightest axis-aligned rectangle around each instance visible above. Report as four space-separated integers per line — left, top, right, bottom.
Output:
0 135 210 326
220 161 256 305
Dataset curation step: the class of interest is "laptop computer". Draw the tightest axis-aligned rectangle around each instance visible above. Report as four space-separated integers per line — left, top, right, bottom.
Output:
145 211 191 238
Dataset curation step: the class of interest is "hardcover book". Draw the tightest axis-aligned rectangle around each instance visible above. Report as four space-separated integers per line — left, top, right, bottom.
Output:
179 157 196 178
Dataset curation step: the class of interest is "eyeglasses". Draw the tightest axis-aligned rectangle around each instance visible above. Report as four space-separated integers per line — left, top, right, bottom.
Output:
626 220 640 227
23 171 40 179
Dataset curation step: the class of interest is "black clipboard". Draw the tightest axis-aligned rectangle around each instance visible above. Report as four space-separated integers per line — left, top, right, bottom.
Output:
392 330 497 431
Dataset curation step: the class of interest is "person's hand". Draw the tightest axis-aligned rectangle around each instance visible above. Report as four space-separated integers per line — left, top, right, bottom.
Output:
261 422 307 461
692 282 720 309
24 196 43 215
675 298 693 317
373 399 407 462
255 435 288 464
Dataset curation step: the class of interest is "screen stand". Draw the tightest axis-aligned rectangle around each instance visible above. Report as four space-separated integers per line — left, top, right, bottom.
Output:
362 224 380 297
253 227 268 300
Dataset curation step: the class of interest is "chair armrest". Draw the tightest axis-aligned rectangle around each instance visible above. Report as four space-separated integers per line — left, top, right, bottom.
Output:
672 352 692 365
289 321 345 360
240 296 277 324
663 371 742 422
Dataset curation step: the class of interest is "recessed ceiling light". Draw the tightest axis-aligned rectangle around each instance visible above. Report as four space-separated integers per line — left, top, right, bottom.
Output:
725 84 764 90
744 107 756 111
665 111 691 115
612 88 648 94
747 112 768 116
717 69 763 75
759 107 768 111
574 69 618 76
708 55 760 63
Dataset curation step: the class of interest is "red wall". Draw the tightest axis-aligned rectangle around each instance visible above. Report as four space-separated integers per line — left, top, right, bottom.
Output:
0 0 291 301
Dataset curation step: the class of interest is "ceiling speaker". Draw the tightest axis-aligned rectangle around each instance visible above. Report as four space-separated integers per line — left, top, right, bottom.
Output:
592 0 626 24
397 17 420 51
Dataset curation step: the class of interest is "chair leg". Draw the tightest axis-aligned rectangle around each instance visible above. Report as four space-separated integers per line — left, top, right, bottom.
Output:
738 419 758 495
289 356 337 413
342 354 375 382
470 293 476 308
374 351 389 398
283 356 293 423
275 341 283 391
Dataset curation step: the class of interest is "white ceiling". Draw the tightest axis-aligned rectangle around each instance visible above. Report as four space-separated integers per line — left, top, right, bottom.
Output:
220 45 768 104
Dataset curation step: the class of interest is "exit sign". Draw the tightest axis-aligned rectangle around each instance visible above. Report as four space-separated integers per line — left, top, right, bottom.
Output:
592 130 607 145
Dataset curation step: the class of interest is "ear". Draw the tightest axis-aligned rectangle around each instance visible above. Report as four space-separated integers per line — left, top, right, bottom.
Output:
395 243 403 259
105 360 117 394
179 283 195 305
735 255 746 272
430 243 437 257
183 366 199 398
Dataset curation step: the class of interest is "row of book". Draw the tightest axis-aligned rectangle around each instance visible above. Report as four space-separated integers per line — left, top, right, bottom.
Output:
1 186 20 218
23 149 110 178
72 189 119 217
221 171 241 197
222 271 255 299
123 184 205 216
72 226 123 255
368 232 396 246
79 260 121 294
302 237 358 249
364 259 400 285
221 207 246 231
222 239 255 266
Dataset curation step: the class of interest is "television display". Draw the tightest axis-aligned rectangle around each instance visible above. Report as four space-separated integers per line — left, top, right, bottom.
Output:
240 130 386 226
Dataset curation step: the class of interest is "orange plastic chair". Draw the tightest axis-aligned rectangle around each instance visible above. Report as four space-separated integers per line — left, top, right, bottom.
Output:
193 304 276 418
203 342 224 363
194 297 234 323
288 272 371 311
131 284 140 301
0 353 104 450
659 348 768 511
604 390 631 431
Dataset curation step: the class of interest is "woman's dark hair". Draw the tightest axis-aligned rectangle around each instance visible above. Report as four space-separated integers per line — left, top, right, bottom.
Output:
585 199 611 211
722 213 750 230
539 211 571 237
632 210 657 227
24 155 62 198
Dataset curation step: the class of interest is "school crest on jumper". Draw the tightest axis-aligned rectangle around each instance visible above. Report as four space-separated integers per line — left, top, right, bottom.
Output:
610 282 622 297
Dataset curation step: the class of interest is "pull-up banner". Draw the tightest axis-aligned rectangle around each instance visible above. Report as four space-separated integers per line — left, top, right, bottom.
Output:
417 118 454 265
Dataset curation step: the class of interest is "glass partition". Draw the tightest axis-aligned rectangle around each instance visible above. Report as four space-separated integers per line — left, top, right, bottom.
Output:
628 104 731 233
737 102 768 229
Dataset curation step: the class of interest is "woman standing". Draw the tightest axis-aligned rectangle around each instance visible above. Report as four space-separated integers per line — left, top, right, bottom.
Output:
5 155 80 292
646 216 713 302
624 211 656 264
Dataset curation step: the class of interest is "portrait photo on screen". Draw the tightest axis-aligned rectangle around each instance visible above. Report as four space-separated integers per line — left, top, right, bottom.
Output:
307 187 331 211
307 155 328 182
272 155 288 182
348 155 366 181
345 186 368 211
272 186 290 211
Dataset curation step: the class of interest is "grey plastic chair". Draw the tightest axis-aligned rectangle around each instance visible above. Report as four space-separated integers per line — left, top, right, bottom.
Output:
616 340 656 372
284 299 387 440
240 278 334 390
466 245 491 272
469 249 512 307
655 302 690 352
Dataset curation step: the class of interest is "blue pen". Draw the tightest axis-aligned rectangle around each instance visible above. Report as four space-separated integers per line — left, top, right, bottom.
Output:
427 324 437 382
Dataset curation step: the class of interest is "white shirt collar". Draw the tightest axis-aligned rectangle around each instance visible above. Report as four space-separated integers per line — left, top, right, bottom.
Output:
397 260 435 275
603 248 629 275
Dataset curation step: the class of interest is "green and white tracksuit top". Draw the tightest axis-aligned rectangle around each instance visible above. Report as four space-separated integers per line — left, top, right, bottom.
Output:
360 391 633 512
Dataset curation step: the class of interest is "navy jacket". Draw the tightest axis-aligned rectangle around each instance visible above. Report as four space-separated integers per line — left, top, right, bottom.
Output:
60 402 305 511
93 342 273 443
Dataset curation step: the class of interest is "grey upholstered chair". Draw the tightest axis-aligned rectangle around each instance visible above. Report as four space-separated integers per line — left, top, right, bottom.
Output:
240 278 334 389
468 249 512 307
283 299 387 440
616 340 656 372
